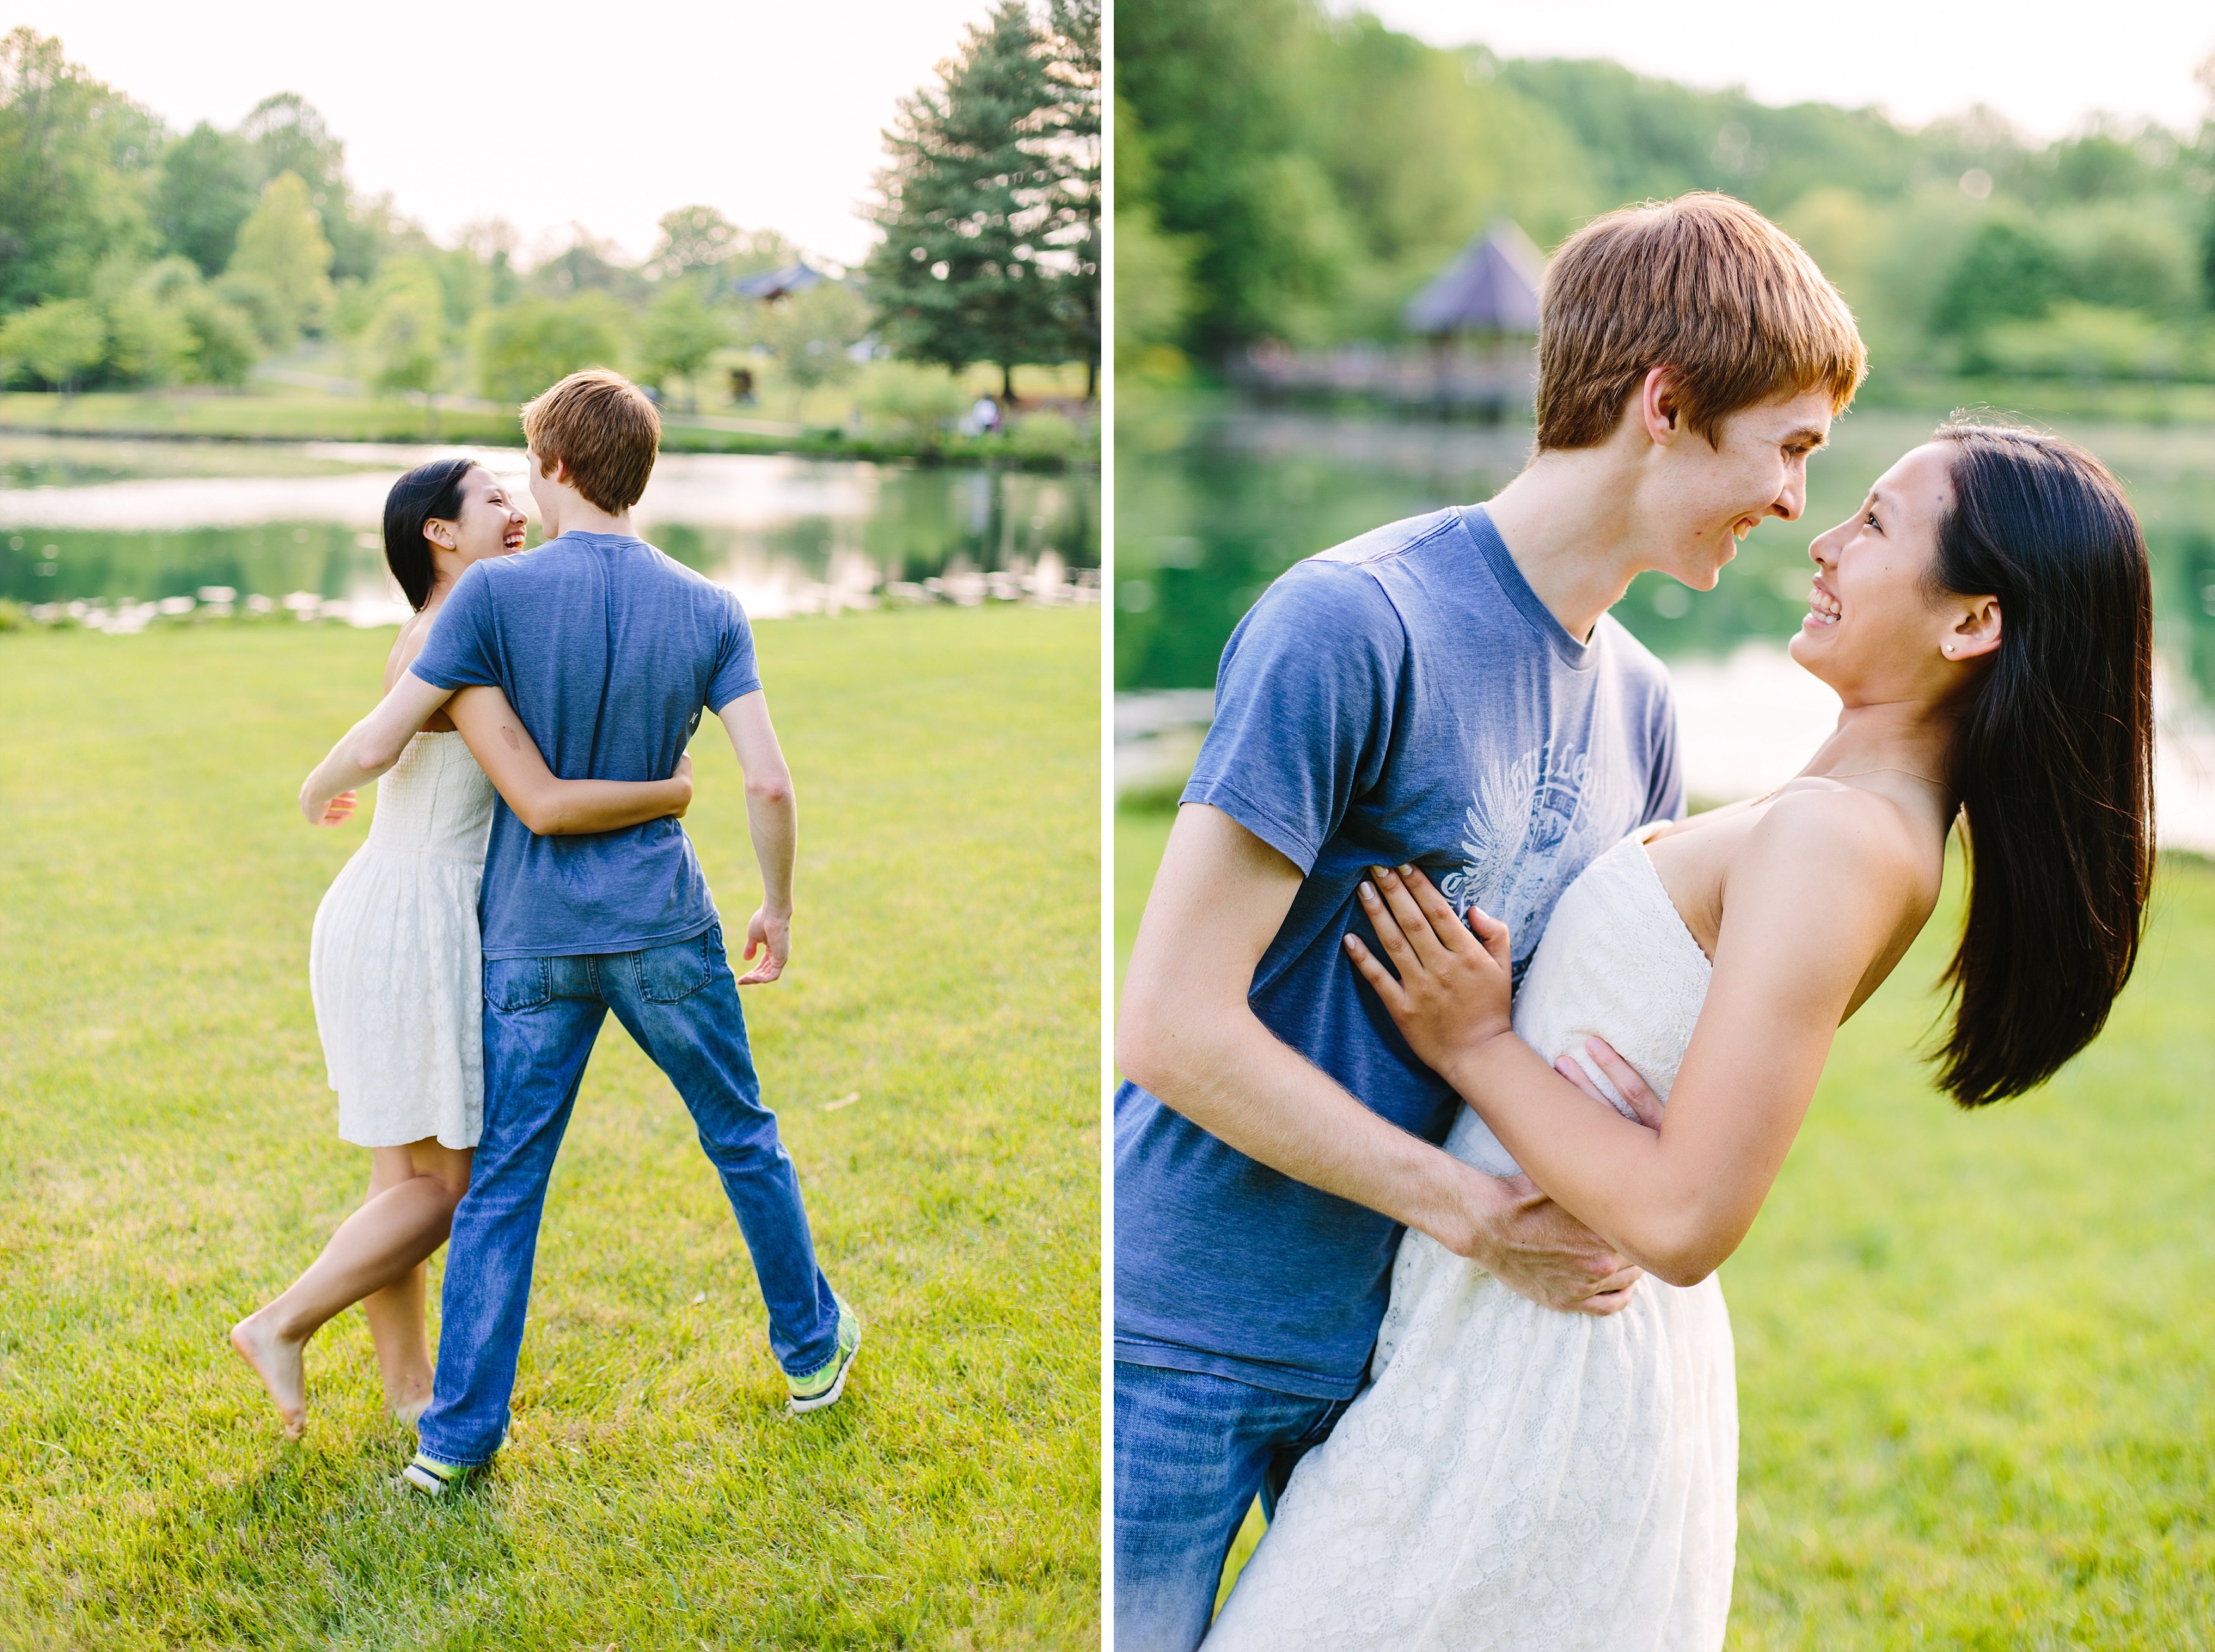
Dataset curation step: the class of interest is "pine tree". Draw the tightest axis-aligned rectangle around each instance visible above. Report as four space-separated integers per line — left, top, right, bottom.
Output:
1042 0 1101 398
865 1 1058 402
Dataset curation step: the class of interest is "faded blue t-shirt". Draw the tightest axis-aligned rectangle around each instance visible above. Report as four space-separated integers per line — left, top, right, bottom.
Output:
1114 504 1683 1399
409 532 760 960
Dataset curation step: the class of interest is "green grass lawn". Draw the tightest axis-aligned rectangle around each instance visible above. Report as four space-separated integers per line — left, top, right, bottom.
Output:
1116 806 2215 1647
0 609 1099 1649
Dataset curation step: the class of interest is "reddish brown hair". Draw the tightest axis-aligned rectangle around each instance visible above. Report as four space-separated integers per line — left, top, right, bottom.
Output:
521 369 661 513
1535 192 1866 451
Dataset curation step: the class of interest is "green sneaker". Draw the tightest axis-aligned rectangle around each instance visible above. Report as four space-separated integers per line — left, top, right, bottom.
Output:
786 1299 862 1415
398 1451 482 1496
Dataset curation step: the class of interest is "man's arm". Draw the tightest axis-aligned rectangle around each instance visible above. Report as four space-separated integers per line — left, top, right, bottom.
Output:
298 670 454 824
446 685 693 835
1116 803 1642 1315
714 689 796 985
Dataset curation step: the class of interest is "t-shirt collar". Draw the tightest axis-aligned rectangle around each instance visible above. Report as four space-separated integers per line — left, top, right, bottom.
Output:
1459 503 1600 672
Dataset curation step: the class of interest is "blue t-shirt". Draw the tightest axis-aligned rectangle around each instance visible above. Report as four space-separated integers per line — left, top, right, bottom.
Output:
1114 504 1683 1398
409 532 761 960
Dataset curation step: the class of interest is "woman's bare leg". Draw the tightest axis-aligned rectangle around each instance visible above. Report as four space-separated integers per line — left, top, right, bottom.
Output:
230 1140 471 1437
361 1142 471 1420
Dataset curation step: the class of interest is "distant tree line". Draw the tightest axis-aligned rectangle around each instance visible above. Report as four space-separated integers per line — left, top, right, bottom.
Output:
1116 0 2215 385
0 4 1099 410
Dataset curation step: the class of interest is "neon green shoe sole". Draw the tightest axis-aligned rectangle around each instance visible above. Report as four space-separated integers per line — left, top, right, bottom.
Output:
787 1299 862 1415
398 1451 483 1496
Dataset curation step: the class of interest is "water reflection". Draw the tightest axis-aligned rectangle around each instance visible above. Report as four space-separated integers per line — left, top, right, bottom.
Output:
0 437 1100 625
1116 401 2215 701
1115 397 2215 849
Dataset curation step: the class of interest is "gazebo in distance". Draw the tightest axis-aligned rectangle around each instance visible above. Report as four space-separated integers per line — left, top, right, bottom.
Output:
730 261 830 303
1404 220 1545 336
1401 220 1545 418
1233 220 1547 418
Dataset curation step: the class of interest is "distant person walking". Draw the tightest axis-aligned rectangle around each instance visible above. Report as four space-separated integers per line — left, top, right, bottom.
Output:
231 458 691 1437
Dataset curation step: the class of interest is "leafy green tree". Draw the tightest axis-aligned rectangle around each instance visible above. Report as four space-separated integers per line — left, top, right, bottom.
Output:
473 292 627 404
865 0 1059 399
364 263 446 399
97 279 194 386
859 359 970 443
639 283 730 408
0 29 158 310
236 93 389 283
137 256 259 385
0 297 105 392
1115 0 1355 353
155 122 257 276
1113 98 1192 372
1932 217 2065 337
226 171 335 346
754 280 868 415
649 206 739 278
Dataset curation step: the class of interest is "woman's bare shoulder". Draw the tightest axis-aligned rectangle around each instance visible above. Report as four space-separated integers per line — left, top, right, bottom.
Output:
1747 782 1945 917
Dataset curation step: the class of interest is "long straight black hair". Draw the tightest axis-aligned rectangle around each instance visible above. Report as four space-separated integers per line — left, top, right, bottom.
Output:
382 457 478 611
1928 422 2156 1108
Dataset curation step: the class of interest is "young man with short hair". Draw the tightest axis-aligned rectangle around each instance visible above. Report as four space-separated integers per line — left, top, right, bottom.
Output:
301 370 856 1491
1112 193 1866 1649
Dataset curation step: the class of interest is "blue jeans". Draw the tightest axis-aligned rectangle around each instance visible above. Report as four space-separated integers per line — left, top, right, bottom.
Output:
416 924 840 1466
1113 1360 1352 1652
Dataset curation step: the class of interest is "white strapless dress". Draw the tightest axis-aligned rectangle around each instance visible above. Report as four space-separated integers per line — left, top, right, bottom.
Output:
309 730 495 1151
1206 826 1733 1651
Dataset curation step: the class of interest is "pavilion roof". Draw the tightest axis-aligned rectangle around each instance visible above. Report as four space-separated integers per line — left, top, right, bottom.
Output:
1403 222 1545 336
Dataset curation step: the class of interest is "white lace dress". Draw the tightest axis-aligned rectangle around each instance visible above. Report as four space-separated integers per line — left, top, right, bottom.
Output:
1206 826 1734 1651
308 731 495 1151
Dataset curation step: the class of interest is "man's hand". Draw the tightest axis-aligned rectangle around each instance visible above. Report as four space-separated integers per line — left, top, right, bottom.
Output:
1466 1171 1643 1315
737 905 790 985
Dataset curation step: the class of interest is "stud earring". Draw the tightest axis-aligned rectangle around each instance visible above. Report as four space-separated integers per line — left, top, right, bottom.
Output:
1943 643 1955 655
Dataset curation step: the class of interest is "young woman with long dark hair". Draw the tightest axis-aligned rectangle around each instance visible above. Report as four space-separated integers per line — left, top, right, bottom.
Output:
230 457 696 1439
1203 422 2155 1650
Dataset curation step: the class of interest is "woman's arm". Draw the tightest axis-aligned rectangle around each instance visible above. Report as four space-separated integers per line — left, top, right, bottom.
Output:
447 685 692 836
1347 798 1924 1286
299 672 456 823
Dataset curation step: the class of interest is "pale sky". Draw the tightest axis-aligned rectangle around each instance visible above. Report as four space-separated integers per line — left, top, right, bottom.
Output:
1344 0 2215 139
21 0 1002 266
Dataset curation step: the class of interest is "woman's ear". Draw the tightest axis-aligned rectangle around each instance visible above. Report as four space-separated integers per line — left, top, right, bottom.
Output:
1943 596 2001 663
423 519 458 553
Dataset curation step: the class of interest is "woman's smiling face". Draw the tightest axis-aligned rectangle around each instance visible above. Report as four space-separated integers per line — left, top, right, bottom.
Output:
437 466 529 566
1790 441 1962 699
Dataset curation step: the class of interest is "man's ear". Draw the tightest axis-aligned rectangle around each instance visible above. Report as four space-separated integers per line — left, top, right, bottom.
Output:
1638 366 1683 447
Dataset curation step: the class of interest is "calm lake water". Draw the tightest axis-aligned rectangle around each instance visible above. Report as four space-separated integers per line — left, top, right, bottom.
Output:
0 435 1101 625
1115 397 2215 848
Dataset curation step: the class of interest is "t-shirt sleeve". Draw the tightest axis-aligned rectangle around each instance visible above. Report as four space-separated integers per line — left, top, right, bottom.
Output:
1182 561 1405 875
706 592 762 712
408 561 501 690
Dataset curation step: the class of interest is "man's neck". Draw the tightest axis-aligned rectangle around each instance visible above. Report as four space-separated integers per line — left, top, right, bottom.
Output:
1481 445 1656 644
546 499 634 539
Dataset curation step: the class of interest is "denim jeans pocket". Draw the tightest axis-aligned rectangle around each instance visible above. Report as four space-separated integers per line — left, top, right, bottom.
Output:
485 956 552 1013
635 933 716 1003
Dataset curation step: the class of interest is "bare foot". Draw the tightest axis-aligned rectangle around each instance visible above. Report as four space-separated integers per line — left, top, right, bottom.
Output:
390 1390 432 1426
229 1313 308 1439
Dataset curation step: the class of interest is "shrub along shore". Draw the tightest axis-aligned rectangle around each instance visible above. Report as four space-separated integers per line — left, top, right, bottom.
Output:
0 391 1098 470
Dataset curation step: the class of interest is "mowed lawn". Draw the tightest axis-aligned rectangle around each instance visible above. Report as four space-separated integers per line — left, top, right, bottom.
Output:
1115 803 2215 1648
0 610 1099 1650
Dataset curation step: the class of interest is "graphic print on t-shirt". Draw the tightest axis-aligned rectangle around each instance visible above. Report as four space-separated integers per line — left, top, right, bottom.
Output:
1438 738 1633 978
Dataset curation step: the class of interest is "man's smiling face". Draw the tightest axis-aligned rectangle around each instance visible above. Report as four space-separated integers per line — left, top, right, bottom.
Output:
1645 386 1836 591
